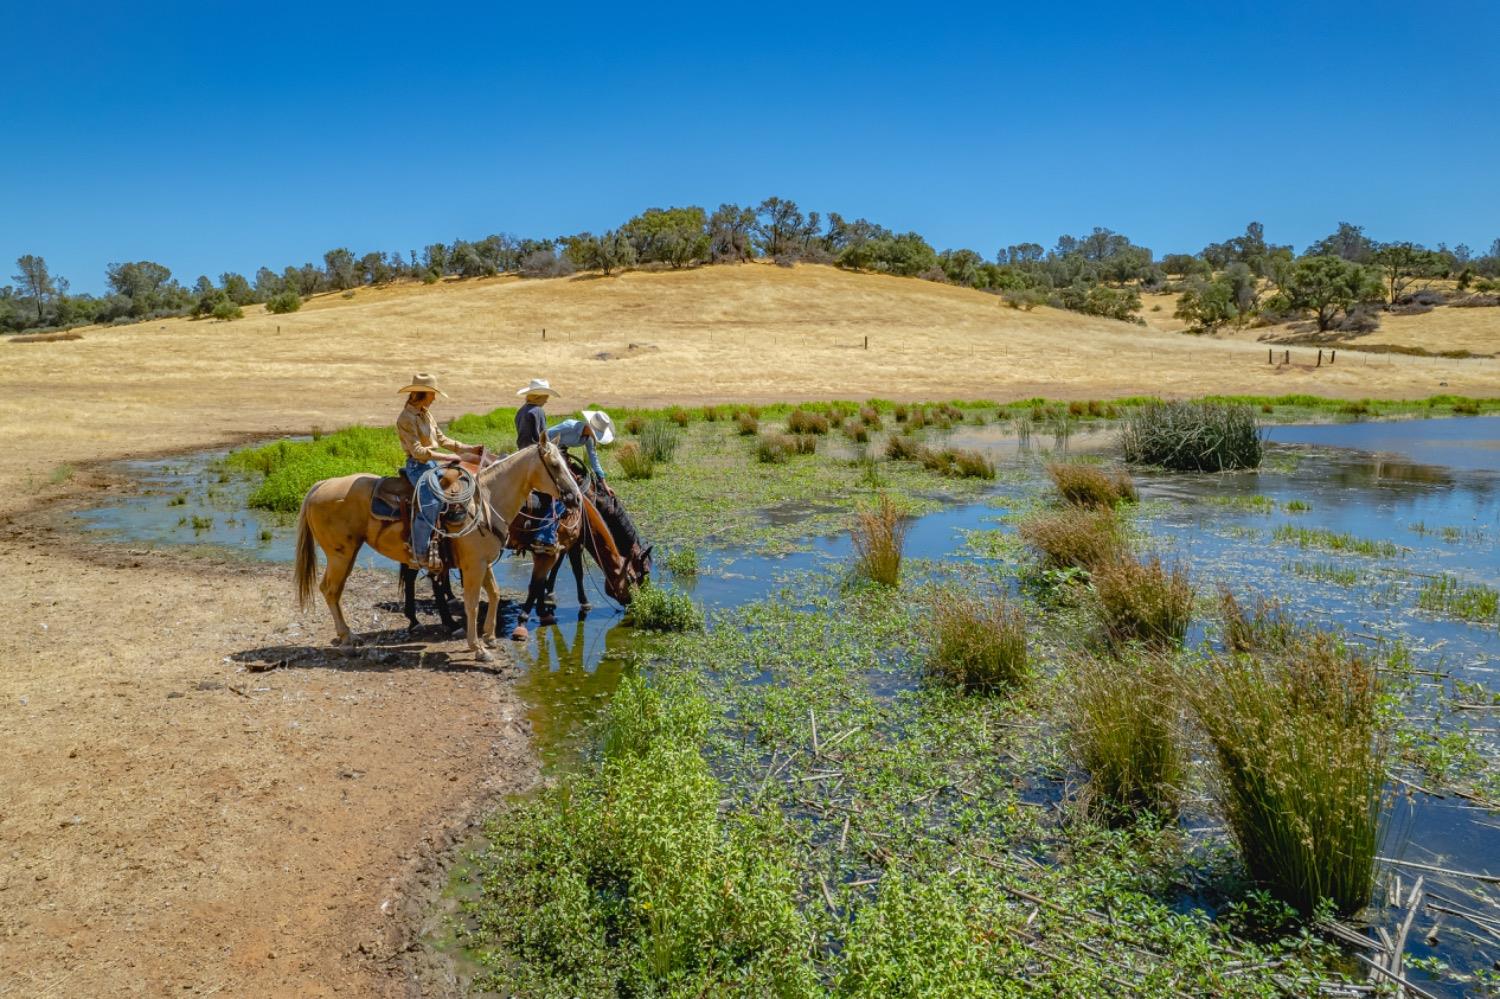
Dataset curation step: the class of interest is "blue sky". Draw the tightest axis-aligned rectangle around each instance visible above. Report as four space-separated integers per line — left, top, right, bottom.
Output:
4 0 1497 294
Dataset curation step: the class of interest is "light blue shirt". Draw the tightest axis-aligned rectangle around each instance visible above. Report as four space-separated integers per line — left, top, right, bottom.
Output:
547 419 607 482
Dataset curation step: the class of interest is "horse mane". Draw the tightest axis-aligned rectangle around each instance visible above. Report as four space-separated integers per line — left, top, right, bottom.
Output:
590 489 644 555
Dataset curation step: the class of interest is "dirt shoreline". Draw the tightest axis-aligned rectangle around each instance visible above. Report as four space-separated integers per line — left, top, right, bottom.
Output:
0 464 537 998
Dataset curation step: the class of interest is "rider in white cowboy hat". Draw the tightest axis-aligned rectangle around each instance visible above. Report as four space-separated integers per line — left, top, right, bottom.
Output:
547 409 616 497
514 378 565 552
396 373 481 572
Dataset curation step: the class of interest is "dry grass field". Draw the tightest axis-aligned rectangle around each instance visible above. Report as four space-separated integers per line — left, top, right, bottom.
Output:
5 262 1497 510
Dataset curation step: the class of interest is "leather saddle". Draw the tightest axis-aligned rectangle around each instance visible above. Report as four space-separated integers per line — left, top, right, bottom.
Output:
371 474 413 522
507 491 581 553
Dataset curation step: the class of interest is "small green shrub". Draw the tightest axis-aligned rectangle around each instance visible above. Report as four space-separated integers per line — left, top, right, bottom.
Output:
639 420 679 463
211 299 243 320
625 584 703 631
266 290 302 314
1092 554 1193 649
851 494 908 586
663 547 699 577
837 869 990 997
1047 462 1137 508
227 425 404 512
1119 400 1263 471
1188 633 1387 917
1018 508 1125 573
616 441 655 480
1067 654 1183 821
926 590 1028 692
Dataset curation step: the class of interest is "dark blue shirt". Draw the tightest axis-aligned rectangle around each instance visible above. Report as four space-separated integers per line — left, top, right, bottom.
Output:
515 403 547 448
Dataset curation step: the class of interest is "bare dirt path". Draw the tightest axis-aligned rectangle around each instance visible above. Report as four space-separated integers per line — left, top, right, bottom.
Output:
0 485 535 997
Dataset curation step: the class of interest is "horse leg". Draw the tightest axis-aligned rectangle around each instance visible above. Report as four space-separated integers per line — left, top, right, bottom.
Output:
531 553 557 626
320 549 359 651
460 565 492 662
569 545 589 610
481 567 501 645
401 565 420 630
433 571 459 632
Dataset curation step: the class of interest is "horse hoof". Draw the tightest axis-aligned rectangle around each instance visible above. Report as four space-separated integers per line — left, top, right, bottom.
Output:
538 614 557 627
579 602 592 612
510 625 529 642
474 646 493 663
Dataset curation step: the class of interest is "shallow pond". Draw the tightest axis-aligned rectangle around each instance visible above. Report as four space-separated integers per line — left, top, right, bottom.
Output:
75 416 1500 995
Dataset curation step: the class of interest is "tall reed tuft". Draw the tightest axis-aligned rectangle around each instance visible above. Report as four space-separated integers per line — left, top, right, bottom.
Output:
639 420 680 463
850 495 908 587
926 589 1029 692
756 434 794 464
858 405 883 430
786 409 830 435
1092 554 1193 649
1119 400 1263 471
1018 508 1125 573
736 412 759 436
1047 462 1138 508
885 434 922 461
1067 654 1183 821
1188 633 1387 916
843 418 870 443
615 441 655 480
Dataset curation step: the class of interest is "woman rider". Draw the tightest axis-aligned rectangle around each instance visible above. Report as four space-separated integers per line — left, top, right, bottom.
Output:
514 378 565 553
397 373 481 572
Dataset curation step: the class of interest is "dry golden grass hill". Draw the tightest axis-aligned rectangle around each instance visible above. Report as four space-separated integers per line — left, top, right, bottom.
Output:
4 262 1497 504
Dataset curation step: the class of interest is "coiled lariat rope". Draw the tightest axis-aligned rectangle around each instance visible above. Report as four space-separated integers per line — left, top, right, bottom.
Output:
420 465 483 541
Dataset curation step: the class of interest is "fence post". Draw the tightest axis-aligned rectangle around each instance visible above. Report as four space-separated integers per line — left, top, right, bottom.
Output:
864 336 868 350
1284 349 1290 365
1268 348 1273 365
1331 350 1336 364
1317 349 1323 367
542 327 546 340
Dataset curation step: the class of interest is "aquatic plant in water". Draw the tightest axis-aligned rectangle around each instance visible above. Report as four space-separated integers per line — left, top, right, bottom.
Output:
850 495 908 586
1119 400 1263 471
1067 654 1183 821
925 588 1028 691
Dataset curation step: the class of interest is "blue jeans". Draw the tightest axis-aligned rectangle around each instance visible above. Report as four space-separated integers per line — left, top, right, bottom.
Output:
403 458 440 559
534 495 563 547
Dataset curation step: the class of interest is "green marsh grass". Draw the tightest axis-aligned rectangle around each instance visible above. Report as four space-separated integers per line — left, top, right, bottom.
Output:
736 411 759 436
1091 554 1193 649
615 441 656 480
925 589 1028 691
786 409 830 435
756 433 793 464
1188 634 1388 916
624 583 703 631
1067 654 1183 821
1046 461 1137 508
1417 574 1500 624
227 425 404 512
1120 400 1263 471
850 495 908 586
1286 561 1358 587
639 420 680 463
1272 524 1401 558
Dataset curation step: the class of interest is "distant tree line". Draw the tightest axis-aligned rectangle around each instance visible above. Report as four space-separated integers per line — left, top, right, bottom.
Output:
5 200 1500 335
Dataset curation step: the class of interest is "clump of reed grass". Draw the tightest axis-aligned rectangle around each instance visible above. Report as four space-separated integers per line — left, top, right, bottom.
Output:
885 434 922 461
639 420 680 462
624 583 703 631
1047 462 1138 508
1091 554 1192 649
1067 654 1183 821
893 404 909 423
786 409 830 435
1119 400 1263 471
666 406 690 427
615 441 655 480
756 434 794 464
736 412 759 436
1219 587 1299 653
907 407 928 429
792 433 817 455
842 418 869 443
625 415 645 435
701 406 721 422
1417 574 1500 623
850 494 908 586
1018 508 1125 573
925 589 1028 692
858 405 883 430
1188 632 1387 916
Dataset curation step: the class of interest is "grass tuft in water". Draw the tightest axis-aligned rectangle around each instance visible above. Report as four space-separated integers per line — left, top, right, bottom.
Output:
1417 574 1500 624
625 583 703 631
1187 633 1388 917
850 494 908 586
615 441 655 480
1067 654 1183 821
1272 524 1400 558
1018 508 1125 574
1046 462 1137 508
786 409 829 435
736 412 759 436
1120 400 1263 471
925 589 1028 692
1091 554 1192 650
639 420 680 463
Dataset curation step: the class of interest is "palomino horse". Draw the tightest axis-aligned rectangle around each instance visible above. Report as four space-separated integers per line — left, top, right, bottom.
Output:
293 440 581 661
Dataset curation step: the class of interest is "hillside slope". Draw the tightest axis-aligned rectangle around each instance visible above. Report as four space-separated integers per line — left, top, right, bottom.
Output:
2 262 1497 501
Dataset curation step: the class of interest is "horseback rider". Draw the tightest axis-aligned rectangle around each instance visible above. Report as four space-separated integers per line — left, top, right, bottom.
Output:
397 373 481 572
548 409 616 498
515 378 563 554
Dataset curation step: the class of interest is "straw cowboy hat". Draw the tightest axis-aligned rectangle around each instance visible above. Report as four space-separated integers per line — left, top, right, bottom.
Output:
397 372 448 397
515 377 559 399
581 409 616 445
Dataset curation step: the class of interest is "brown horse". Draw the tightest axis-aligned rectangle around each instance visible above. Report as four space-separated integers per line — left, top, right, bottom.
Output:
293 440 581 661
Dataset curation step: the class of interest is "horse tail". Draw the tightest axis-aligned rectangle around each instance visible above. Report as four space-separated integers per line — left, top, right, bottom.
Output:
294 492 318 610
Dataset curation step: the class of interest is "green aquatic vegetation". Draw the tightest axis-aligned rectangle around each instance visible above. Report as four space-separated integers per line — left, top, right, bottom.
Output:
1283 499 1310 513
1416 574 1500 624
190 515 213 531
1204 493 1275 514
227 425 405 512
1286 560 1359 587
1271 524 1402 558
1091 554 1193 650
925 588 1028 692
1187 633 1388 917
1066 654 1183 821
167 494 187 507
661 546 698 577
1120 400 1263 471
624 584 703 632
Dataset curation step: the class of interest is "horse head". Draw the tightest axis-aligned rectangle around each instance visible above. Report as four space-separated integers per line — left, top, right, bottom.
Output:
536 440 582 509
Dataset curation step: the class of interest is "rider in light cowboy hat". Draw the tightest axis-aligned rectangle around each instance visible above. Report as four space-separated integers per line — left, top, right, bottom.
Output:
396 373 481 572
513 379 617 552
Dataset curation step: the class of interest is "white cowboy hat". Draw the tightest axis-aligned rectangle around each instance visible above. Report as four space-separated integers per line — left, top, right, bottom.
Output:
581 409 615 445
515 378 559 398
397 372 448 397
